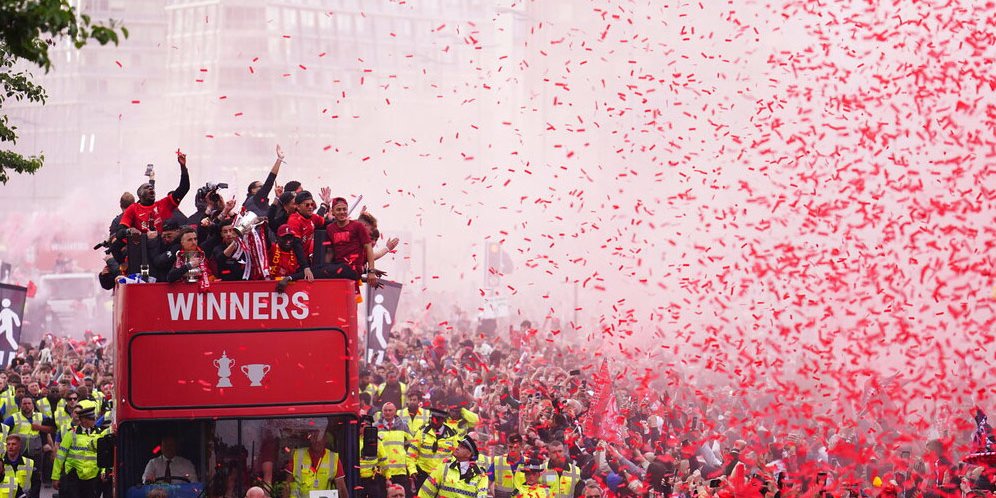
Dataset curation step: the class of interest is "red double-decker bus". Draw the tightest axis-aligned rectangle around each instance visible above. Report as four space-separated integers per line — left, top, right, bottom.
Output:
111 280 360 498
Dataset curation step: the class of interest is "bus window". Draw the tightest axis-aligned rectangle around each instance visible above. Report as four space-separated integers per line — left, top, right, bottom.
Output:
121 416 356 498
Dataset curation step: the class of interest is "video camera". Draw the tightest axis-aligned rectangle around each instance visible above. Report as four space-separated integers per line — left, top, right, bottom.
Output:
195 182 229 210
198 182 228 198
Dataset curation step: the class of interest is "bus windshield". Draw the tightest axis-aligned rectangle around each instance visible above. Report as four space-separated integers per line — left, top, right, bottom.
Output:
118 414 357 498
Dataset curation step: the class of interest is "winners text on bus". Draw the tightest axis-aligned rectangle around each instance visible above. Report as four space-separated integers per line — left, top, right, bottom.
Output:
167 291 310 321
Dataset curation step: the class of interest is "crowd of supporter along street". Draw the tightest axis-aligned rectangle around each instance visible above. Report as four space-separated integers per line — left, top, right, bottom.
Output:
9 147 993 498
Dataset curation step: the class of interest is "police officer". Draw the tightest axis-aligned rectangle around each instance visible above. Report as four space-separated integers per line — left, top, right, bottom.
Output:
52 400 105 498
417 436 487 498
1 434 39 498
513 459 550 498
408 408 458 492
443 397 479 440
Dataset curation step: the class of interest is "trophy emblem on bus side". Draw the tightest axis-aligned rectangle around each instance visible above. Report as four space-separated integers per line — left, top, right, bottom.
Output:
242 363 271 387
213 351 236 387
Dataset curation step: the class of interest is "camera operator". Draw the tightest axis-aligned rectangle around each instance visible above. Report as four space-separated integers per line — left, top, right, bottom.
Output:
188 182 231 227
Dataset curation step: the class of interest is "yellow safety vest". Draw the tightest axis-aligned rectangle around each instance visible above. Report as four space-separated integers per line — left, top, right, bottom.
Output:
402 408 429 436
361 384 378 402
0 388 15 415
444 408 480 439
0 424 8 455
417 461 488 498
54 406 73 435
290 448 339 498
0 456 34 498
376 424 409 478
36 398 53 419
358 439 385 479
375 382 407 405
408 426 458 476
11 412 43 452
53 426 105 481
491 455 525 494
515 483 552 498
539 462 581 498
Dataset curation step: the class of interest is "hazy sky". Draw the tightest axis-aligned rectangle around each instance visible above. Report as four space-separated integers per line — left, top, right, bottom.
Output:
2 0 994 406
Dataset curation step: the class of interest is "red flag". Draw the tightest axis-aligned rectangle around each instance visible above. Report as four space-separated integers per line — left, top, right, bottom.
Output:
582 361 624 442
69 365 84 387
26 281 37 298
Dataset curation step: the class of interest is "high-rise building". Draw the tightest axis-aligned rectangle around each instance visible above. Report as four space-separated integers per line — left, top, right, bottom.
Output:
3 0 169 210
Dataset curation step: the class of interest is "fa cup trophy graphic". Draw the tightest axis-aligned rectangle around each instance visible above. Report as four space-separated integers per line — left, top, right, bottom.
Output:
213 351 236 388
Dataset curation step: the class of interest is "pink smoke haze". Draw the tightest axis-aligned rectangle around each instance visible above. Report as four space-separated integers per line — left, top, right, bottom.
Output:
1 1 994 435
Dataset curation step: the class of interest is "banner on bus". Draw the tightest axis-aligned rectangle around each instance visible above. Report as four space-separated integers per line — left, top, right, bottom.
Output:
365 280 402 365
129 328 349 409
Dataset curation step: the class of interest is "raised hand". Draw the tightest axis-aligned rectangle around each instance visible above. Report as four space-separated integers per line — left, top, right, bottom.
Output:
176 149 187 167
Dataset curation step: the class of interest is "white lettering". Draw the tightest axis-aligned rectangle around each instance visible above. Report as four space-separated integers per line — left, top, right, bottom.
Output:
167 293 195 320
290 292 309 319
230 292 249 320
167 291 309 322
207 293 227 320
271 292 290 320
252 292 267 320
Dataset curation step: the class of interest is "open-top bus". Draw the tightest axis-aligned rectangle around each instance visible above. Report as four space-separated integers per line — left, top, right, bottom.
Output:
111 279 360 498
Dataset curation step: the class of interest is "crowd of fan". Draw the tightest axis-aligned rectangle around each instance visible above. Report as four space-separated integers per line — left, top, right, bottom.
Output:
355 319 996 498
73 146 996 497
0 333 113 498
97 146 396 293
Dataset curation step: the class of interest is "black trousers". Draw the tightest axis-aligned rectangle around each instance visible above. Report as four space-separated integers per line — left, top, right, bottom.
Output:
289 263 359 281
390 475 415 498
414 469 430 495
24 451 42 498
60 470 101 498
356 476 385 498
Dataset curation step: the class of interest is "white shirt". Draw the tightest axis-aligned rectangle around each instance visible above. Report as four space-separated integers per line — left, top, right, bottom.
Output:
142 455 199 483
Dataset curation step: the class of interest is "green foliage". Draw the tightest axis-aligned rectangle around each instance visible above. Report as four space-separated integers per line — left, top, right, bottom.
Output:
0 0 127 184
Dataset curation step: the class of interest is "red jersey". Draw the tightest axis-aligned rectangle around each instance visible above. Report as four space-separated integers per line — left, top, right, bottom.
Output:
326 220 370 273
287 212 324 256
119 196 179 233
269 244 300 278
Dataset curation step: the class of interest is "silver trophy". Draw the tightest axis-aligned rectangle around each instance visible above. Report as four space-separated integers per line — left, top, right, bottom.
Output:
232 211 265 237
184 252 203 282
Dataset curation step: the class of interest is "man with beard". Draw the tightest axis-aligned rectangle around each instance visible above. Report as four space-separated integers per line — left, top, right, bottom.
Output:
539 441 582 498
325 197 378 288
118 151 190 234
